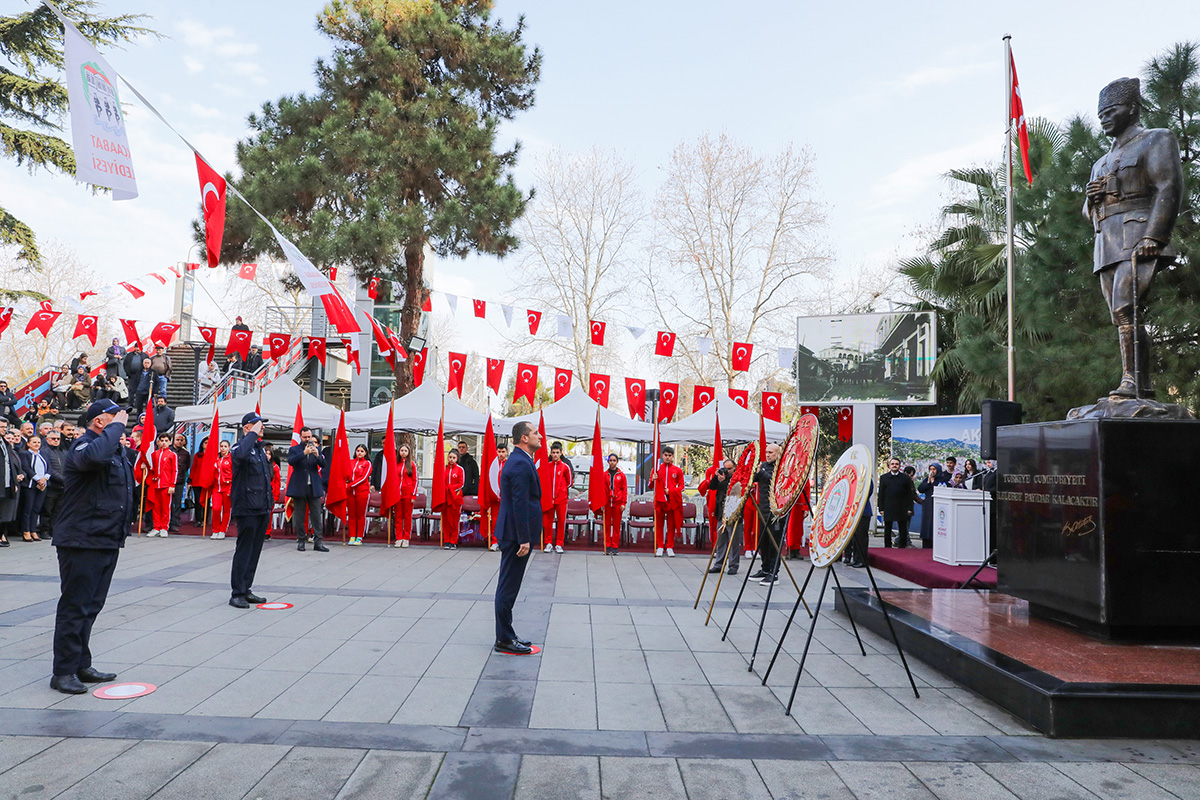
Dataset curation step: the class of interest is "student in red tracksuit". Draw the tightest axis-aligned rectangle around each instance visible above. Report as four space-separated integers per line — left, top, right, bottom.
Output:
541 442 571 553
442 450 465 549
394 443 419 547
650 445 685 557
146 433 176 537
211 440 232 539
602 453 627 555
346 444 373 545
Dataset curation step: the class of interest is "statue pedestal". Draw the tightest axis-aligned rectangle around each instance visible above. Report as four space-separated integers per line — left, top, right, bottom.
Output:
997 418 1200 640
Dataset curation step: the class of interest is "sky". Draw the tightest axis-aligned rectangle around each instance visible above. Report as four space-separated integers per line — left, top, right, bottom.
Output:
1 0 1194 353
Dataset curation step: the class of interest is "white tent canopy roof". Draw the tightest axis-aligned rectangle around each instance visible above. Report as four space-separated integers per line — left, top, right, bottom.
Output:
173 379 342 430
506 388 655 442
343 380 489 435
659 394 790 445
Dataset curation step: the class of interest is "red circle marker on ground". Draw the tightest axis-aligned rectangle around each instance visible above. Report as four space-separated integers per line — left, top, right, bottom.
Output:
256 602 293 610
497 645 541 655
93 682 157 699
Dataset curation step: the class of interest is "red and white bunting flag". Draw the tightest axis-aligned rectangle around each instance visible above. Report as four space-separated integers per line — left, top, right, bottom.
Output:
197 325 216 364
73 315 98 346
658 381 679 423
729 389 749 408
118 281 144 299
412 347 427 386
185 262 201 271
79 290 97 300
731 342 753 372
368 316 396 370
838 406 854 442
367 277 379 300
237 263 257 281
150 322 180 348
268 332 291 361
762 391 782 422
308 337 326 366
343 337 361 374
693 385 714 413
655 331 676 357
589 373 610 407
514 363 538 406
1010 49 1033 184
447 351 467 397
166 265 182 278
120 319 141 348
553 368 572 401
0 308 13 339
196 154 228 268
526 309 542 335
486 358 505 395
225 329 252 361
25 302 60 338
625 378 645 420
473 299 486 318
800 405 820 418
147 272 167 285
589 320 606 346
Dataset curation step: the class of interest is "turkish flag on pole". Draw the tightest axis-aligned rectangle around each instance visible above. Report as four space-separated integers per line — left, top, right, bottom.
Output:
237 263 257 281
588 410 605 513
714 414 723 463
514 364 538 406
225 329 252 361
446 352 467 398
380 402 401 515
150 322 180 348
655 331 676 356
589 320 606 346
24 303 60 337
473 299 486 318
268 333 291 361
731 342 754 372
536 411 551 513
324 410 350 525
838 406 854 442
554 368 572 402
692 385 715 413
290 402 304 446
120 319 141 348
1010 48 1033 184
118 282 144 299
762 391 782 422
625 378 645 420
486 358 505 395
136 390 156 478
589 373 610 407
759 412 767 467
729 389 749 408
412 347 427 386
73 315 98 346
385 325 407 363
658 381 679 423
196 154 228 269
367 277 379 300
193 405 220 492
527 310 542 335
343 337 361 374
431 401 446 513
368 316 396 371
481 413 499 516
308 337 326 366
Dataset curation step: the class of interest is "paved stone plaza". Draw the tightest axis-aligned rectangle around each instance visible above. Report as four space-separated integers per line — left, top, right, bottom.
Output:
0 537 1197 799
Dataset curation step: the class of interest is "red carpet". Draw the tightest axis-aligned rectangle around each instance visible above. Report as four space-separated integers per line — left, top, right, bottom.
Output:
867 547 995 589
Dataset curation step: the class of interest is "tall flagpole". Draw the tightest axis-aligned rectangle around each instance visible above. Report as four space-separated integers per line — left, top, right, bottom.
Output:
1004 34 1016 402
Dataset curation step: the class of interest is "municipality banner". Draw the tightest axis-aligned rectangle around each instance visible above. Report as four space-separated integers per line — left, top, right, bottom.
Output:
63 22 138 199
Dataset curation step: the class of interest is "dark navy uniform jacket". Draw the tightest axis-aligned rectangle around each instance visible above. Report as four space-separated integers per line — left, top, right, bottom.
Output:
230 430 273 517
51 421 134 549
286 443 327 498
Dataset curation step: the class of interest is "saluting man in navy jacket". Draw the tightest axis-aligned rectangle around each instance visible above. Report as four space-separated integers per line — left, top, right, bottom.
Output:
229 412 274 609
493 421 542 654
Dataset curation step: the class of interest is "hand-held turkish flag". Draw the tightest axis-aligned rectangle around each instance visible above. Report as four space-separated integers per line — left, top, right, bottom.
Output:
658 381 679 423
120 319 141 348
473 299 486 318
731 342 754 372
25 302 60 337
527 310 542 335
343 338 360 375
324 410 350 524
729 389 749 408
412 347 427 386
150 322 180 348
486 358 505 395
225 329 251 361
589 373 610 407
693 385 714 413
625 378 645 420
481 414 499 514
1010 49 1033 184
588 410 606 513
73 315 98 346
762 391 782 422
589 320 606 346
838 406 854 442
196 154 227 268
308 337 326 366
554 368 572 402
431 401 446 513
380 402 401 514
514 363 538 406
655 331 676 357
268 333 291 361
446 352 467 398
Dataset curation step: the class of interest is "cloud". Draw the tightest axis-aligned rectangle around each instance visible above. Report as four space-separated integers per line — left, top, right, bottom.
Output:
891 62 990 91
183 56 204 75
176 19 265 85
864 132 996 212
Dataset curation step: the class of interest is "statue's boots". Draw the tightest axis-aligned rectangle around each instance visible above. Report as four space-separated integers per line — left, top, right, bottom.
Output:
1109 325 1138 399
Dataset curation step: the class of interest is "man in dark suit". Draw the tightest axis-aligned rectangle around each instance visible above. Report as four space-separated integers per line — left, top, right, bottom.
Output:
878 457 916 548
493 420 541 655
287 427 328 552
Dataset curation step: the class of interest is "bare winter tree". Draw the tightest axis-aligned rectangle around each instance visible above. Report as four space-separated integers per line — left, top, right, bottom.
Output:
647 133 831 389
198 260 310 338
512 146 645 387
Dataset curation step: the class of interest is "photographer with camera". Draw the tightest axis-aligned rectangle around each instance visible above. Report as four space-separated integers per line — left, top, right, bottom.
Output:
286 426 329 552
701 458 740 575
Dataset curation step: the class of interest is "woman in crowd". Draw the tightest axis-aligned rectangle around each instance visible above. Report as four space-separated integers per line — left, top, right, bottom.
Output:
211 439 232 539
916 463 941 548
0 428 22 547
962 459 979 488
346 444 372 545
17 433 49 542
395 443 418 548
105 338 126 380
68 352 89 376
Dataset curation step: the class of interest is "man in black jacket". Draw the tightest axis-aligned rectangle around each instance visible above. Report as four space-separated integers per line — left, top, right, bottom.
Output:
49 399 132 694
122 345 144 405
750 443 783 585
287 427 328 552
0 381 19 426
457 441 480 496
878 457 916 548
242 345 265 374
229 413 273 609
169 433 192 534
37 427 67 540
152 396 175 436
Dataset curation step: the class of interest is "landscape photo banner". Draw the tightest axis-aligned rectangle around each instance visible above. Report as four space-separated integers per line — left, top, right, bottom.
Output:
890 414 981 470
62 20 137 199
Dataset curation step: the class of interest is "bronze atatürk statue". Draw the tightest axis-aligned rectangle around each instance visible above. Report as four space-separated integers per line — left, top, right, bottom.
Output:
1084 77 1184 400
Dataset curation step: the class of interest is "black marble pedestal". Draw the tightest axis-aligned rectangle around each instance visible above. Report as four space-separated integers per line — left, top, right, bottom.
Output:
996 418 1200 640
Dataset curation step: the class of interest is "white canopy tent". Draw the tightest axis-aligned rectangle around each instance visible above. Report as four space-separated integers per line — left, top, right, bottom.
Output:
659 395 789 445
505 388 655 442
173 379 342 430
343 380 489 434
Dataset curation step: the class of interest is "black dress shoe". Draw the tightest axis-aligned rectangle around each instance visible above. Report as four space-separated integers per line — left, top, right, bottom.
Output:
707 566 722 574
514 637 532 647
50 674 88 694
727 566 738 575
77 666 117 683
494 640 533 655
297 543 306 551
244 593 266 604
313 544 329 552
229 596 250 609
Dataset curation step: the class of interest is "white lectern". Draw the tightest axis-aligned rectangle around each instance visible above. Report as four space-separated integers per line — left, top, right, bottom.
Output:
932 487 990 566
